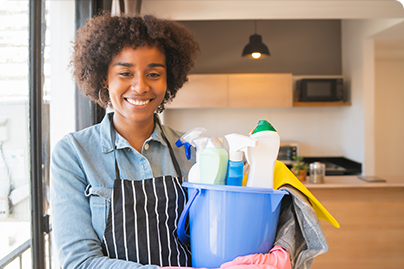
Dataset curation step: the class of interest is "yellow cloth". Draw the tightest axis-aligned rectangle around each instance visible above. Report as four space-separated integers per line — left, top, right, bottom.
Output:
273 161 340 228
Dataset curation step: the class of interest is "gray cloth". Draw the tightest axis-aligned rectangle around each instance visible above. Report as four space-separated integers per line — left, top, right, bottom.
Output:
274 185 328 269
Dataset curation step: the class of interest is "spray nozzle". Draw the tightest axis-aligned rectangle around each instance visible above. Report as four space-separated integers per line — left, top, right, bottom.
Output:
225 133 257 163
176 127 207 160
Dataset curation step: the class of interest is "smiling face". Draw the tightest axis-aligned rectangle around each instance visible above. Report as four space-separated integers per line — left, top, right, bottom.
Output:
105 45 167 131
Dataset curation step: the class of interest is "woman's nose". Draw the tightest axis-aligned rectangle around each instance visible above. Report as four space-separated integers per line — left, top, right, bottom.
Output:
131 75 149 93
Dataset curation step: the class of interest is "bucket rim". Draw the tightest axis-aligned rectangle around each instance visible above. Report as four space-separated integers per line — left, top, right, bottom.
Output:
182 182 288 195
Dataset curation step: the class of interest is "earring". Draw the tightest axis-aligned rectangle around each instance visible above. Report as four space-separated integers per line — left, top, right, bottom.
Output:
99 88 108 105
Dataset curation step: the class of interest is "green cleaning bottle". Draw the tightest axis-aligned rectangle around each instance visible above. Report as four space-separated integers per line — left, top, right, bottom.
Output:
199 137 228 185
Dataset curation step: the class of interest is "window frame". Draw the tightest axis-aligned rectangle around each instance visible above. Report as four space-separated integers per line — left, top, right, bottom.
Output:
29 0 47 268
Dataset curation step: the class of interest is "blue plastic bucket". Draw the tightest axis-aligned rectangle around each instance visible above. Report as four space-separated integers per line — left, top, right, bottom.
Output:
177 182 288 268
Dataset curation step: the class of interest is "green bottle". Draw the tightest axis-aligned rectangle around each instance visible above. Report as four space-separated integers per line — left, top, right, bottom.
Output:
199 137 229 185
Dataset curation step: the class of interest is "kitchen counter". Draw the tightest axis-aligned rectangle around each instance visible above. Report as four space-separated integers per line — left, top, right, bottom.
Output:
302 175 404 188
303 175 404 269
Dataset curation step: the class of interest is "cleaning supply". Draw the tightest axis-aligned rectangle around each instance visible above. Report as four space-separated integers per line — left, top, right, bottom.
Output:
220 245 292 269
245 120 280 189
175 127 206 160
224 133 257 186
273 160 340 228
187 137 208 183
177 182 288 268
199 137 228 185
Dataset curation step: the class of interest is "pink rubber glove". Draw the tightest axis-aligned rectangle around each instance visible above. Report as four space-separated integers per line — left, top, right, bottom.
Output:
159 267 197 269
220 245 291 269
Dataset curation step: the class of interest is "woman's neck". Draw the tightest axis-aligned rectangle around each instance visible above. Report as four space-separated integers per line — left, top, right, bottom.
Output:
112 114 155 153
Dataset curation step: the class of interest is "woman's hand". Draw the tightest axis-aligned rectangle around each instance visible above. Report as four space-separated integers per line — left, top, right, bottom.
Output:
219 245 291 269
160 245 291 269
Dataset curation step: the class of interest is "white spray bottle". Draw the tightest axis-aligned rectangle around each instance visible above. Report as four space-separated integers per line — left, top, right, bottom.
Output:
245 120 280 189
175 127 206 160
224 133 257 186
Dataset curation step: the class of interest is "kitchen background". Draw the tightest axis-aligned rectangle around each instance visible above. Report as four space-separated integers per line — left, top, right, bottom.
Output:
161 17 404 178
163 19 346 159
46 1 404 178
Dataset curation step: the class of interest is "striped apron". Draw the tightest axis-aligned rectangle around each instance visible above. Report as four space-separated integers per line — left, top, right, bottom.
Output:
102 118 191 266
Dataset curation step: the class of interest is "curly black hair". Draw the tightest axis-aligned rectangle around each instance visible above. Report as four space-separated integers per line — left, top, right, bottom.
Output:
71 12 200 112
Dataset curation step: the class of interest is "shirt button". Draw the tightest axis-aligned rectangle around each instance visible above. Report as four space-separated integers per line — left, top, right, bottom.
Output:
144 143 149 150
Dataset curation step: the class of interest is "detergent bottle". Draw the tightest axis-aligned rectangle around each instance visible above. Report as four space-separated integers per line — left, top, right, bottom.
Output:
175 127 206 160
199 137 229 185
224 133 257 186
245 120 280 188
187 137 208 183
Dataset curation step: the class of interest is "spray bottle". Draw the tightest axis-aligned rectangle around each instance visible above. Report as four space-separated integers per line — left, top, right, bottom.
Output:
199 137 228 185
187 137 208 183
224 133 257 186
245 120 280 188
175 127 206 160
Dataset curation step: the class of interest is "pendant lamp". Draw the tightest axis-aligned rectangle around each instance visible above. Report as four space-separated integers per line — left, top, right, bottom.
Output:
242 21 270 59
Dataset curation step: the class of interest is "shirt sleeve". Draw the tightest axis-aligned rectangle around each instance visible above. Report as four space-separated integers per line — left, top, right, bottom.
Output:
50 135 159 269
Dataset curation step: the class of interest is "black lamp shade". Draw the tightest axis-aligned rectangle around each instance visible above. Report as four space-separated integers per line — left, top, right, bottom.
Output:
242 34 270 59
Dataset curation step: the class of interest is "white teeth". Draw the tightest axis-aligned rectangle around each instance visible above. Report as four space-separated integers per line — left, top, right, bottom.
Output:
127 98 150 106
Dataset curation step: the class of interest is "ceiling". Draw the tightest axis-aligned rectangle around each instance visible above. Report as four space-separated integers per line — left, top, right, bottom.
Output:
141 0 404 20
139 0 404 58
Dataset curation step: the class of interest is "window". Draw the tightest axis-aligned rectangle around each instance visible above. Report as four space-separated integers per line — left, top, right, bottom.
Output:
0 1 32 267
0 1 75 268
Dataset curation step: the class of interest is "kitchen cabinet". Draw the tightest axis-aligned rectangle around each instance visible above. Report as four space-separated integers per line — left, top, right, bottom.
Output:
166 73 352 109
293 101 351 107
166 73 293 109
228 74 292 107
304 176 404 269
166 74 228 108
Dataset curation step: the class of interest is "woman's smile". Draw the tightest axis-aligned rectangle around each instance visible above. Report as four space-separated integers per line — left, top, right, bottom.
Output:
125 98 152 106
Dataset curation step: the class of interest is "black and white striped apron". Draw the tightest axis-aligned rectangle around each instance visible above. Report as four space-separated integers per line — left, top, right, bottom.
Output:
102 117 191 266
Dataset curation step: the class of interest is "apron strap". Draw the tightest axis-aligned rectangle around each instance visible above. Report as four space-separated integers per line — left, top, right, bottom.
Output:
108 113 121 180
154 114 183 179
110 113 182 179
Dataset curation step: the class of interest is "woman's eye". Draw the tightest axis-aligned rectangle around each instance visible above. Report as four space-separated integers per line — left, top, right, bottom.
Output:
119 72 131 76
148 72 160 78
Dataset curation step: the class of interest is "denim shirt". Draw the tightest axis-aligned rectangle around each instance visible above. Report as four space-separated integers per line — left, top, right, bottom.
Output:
50 112 195 269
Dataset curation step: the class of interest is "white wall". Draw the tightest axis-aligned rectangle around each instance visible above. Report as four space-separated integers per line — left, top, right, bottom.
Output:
164 104 347 158
375 59 404 176
341 18 404 175
49 0 76 151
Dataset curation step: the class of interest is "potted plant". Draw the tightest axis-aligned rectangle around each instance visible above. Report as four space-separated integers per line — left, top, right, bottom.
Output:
291 156 309 181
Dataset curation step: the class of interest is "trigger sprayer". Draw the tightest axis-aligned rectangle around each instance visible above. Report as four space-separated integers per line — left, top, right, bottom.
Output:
224 133 257 186
175 127 206 160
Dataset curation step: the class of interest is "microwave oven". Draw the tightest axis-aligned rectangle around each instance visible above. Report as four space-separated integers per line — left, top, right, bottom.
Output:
296 78 344 102
277 142 299 166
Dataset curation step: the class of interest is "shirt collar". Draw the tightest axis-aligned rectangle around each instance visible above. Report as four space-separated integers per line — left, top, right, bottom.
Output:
100 112 167 153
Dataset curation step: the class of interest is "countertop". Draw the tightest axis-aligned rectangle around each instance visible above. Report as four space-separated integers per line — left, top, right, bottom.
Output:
301 175 404 189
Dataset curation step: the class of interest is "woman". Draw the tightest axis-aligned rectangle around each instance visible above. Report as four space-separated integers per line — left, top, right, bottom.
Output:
51 12 290 269
51 12 199 269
